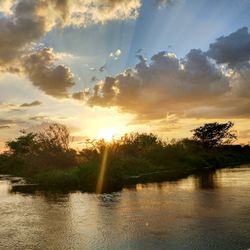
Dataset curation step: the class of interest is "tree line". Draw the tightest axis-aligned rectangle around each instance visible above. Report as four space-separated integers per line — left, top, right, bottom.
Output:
0 121 249 193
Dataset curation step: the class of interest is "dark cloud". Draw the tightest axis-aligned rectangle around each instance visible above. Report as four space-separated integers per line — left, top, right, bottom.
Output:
0 0 141 97
0 0 141 65
29 115 49 121
84 27 250 121
0 125 11 129
0 0 141 64
207 27 250 68
20 100 42 107
72 92 84 101
0 2 41 64
0 118 20 128
72 90 89 101
231 65 250 98
0 119 15 125
23 48 75 98
99 64 107 72
91 76 98 82
87 49 229 121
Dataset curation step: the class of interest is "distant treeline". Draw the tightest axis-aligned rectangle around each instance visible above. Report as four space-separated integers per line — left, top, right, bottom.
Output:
0 122 250 193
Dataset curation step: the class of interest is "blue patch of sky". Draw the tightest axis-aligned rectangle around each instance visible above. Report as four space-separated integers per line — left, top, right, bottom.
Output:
43 0 250 91
126 0 250 64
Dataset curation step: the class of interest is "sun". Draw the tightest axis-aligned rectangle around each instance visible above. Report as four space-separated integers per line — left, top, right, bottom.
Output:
96 127 118 142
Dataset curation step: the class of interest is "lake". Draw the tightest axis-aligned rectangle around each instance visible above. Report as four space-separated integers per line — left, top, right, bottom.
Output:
1 165 250 250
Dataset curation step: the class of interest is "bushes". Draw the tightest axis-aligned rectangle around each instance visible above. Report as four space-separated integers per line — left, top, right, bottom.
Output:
1 122 250 193
35 163 98 190
1 124 77 176
35 160 123 192
117 157 157 177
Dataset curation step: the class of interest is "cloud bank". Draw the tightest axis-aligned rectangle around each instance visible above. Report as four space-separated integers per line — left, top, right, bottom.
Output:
85 27 250 122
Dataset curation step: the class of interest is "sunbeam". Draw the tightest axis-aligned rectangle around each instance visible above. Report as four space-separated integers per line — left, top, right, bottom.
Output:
96 146 109 194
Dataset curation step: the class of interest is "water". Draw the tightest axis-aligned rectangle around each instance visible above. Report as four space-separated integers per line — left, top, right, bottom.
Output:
1 165 250 250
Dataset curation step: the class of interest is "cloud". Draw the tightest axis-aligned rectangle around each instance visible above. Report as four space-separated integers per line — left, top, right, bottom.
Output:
0 0 47 66
22 48 75 98
70 0 141 26
0 125 11 129
231 65 250 98
99 64 107 72
20 100 42 107
29 115 49 121
0 118 19 128
0 103 17 110
207 27 250 68
0 0 141 96
86 49 229 121
91 76 98 82
55 52 79 61
0 0 14 14
83 27 250 123
109 49 122 60
29 114 72 122
0 0 140 65
0 119 15 125
72 90 89 101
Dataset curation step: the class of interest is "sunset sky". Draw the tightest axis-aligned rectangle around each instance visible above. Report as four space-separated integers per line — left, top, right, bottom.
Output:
1 0 250 151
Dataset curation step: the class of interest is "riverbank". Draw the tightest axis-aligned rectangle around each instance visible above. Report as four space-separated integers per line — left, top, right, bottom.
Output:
2 145 250 193
34 160 250 193
1 130 250 193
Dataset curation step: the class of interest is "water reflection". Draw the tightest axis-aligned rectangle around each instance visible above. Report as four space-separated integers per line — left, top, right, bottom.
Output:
97 192 121 207
1 165 250 250
195 170 218 189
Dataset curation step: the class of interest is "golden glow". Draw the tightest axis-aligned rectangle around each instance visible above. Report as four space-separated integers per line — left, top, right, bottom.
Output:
96 146 109 194
96 127 118 142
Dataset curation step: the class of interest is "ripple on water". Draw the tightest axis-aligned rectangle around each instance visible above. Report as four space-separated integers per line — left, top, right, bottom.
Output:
0 165 250 250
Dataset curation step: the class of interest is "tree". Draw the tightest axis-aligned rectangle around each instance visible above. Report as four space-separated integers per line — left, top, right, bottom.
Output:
192 121 237 148
7 123 71 154
37 123 70 152
5 123 76 172
6 132 38 155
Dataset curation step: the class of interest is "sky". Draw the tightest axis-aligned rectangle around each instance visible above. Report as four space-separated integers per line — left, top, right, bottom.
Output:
1 0 250 150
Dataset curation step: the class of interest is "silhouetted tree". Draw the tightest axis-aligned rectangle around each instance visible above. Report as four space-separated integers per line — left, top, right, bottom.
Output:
6 132 38 155
5 123 76 173
37 123 70 152
192 121 237 148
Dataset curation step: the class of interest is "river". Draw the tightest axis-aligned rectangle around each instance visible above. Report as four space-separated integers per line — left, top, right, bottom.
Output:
1 165 250 250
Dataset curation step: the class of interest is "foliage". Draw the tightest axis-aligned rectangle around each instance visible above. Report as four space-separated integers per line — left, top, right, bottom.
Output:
6 132 38 155
0 121 250 193
37 123 70 152
3 123 76 175
192 122 237 148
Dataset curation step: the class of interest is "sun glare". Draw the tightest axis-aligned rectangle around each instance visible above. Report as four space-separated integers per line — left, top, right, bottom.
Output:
96 127 118 142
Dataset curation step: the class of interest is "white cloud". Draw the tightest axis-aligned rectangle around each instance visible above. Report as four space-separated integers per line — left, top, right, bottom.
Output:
109 49 122 60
